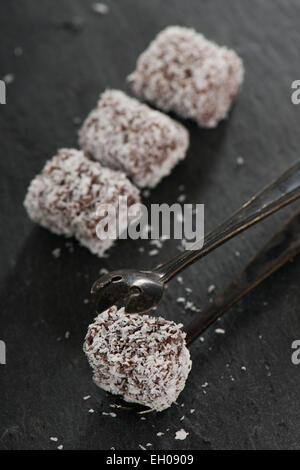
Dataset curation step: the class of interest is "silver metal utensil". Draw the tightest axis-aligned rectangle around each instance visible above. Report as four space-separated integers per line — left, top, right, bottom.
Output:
91 160 300 315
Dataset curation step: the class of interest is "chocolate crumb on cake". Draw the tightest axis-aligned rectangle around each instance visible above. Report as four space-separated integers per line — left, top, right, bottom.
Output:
24 148 140 257
128 26 244 128
83 306 192 411
79 90 189 188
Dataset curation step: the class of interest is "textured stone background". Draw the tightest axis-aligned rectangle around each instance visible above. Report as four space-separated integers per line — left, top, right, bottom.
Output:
1 0 300 450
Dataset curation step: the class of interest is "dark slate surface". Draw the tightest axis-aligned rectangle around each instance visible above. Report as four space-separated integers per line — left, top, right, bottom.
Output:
1 0 300 450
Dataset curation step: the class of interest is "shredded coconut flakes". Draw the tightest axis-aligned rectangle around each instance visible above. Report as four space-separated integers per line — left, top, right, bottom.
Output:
83 306 192 411
24 148 140 257
79 90 189 188
175 429 189 440
129 26 244 128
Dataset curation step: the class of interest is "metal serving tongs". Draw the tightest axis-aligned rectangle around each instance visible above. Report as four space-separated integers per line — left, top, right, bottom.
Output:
109 208 300 413
184 207 300 344
91 160 300 320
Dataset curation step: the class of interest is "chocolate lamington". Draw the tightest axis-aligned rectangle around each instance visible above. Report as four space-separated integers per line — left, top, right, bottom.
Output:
79 90 189 188
128 26 244 128
24 148 140 257
84 306 192 411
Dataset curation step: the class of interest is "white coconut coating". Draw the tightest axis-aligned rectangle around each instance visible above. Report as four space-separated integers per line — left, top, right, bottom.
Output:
83 306 192 411
24 148 140 257
128 26 244 128
79 89 189 188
